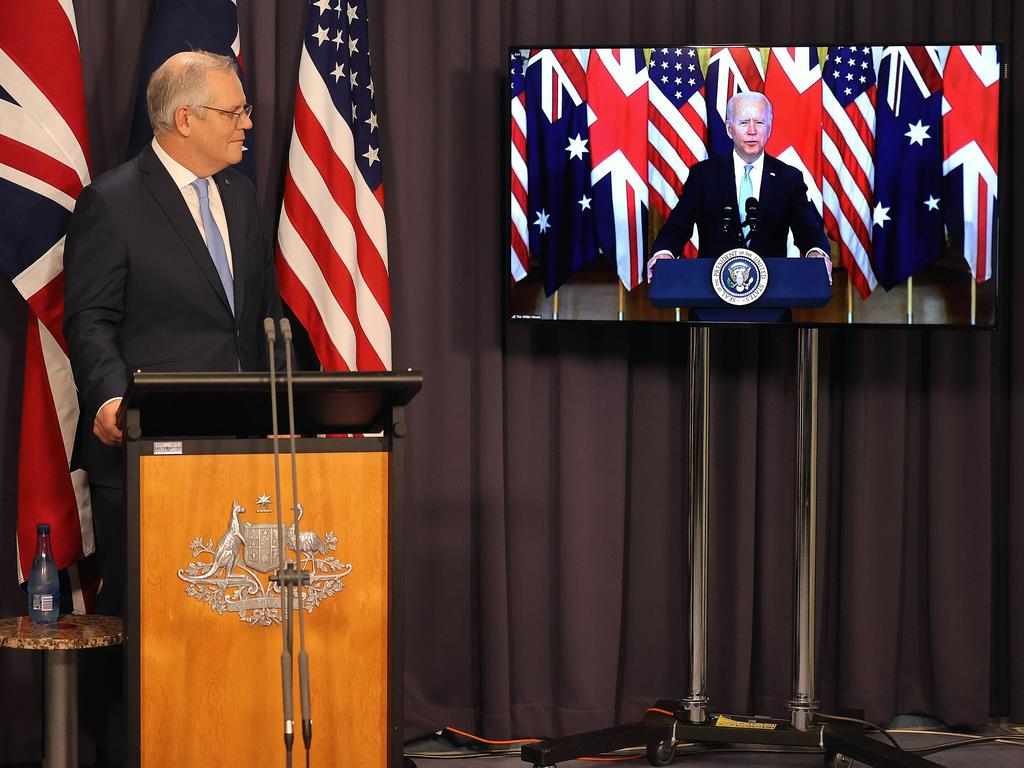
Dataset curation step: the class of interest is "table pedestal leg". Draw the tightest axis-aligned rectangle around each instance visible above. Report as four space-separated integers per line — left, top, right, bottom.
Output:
44 649 77 768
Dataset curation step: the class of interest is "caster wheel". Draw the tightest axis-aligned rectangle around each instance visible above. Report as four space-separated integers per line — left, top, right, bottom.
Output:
646 737 676 766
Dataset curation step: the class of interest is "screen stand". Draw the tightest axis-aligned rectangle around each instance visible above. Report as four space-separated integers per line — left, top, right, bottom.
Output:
521 328 939 768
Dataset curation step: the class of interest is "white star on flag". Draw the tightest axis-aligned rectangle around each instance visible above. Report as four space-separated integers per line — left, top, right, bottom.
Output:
331 62 345 82
332 29 344 49
348 36 359 54
533 210 551 232
924 195 940 211
314 0 332 14
578 195 592 210
904 120 932 146
565 133 589 160
365 111 378 131
312 25 329 45
873 202 891 228
362 145 380 166
347 2 359 22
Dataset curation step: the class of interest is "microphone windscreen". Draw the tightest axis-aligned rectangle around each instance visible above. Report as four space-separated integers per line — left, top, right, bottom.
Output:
279 317 293 341
263 317 276 342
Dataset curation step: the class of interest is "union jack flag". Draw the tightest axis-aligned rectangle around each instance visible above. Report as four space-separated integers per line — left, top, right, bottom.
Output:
647 46 707 259
765 47 823 258
705 47 764 157
0 0 96 610
510 50 529 282
943 45 999 283
822 45 879 298
587 48 649 290
276 0 391 372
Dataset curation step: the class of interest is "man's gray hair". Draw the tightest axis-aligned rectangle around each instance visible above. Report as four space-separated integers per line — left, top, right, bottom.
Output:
725 91 773 127
146 50 238 133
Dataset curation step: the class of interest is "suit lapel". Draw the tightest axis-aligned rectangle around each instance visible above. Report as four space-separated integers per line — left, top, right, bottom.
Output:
139 145 234 316
214 172 245 320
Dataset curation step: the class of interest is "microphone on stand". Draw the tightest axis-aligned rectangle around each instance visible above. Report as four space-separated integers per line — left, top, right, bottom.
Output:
265 317 295 768
280 318 314 761
743 198 759 245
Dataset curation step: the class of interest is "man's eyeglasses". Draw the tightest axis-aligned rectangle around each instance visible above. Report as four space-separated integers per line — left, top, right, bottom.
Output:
195 104 254 123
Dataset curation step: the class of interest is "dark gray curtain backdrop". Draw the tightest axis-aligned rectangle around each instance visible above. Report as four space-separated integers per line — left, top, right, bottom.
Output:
0 0 1021 762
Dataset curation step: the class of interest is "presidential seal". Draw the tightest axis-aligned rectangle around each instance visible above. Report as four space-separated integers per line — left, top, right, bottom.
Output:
177 498 352 627
711 248 768 306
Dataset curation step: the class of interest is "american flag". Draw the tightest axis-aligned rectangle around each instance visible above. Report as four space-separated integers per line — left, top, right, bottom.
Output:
822 45 879 298
0 0 96 610
277 0 391 372
647 46 708 260
942 45 999 283
765 47 824 259
705 47 765 157
126 0 255 180
510 50 529 282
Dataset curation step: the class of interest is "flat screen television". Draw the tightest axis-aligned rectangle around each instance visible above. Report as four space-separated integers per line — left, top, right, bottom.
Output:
505 45 1004 326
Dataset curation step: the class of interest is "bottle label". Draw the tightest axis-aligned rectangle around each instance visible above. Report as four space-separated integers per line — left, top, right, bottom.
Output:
31 594 54 612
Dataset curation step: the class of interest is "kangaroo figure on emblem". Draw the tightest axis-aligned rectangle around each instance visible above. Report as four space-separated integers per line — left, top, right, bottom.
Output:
189 500 245 580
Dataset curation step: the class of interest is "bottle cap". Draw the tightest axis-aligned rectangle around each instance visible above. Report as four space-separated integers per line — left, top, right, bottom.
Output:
37 523 50 534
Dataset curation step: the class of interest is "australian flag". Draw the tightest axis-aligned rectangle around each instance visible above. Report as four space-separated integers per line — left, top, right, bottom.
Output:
126 0 256 181
524 49 599 296
871 46 945 289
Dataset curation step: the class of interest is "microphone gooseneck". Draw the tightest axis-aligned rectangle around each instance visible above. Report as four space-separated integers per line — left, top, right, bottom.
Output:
266 317 295 767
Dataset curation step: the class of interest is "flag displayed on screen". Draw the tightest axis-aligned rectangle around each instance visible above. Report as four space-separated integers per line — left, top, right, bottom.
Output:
765 47 823 258
705 47 765 157
510 50 529 282
524 48 600 296
126 0 255 180
822 45 879 298
942 45 999 283
587 48 649 290
0 0 97 610
647 46 707 259
871 46 946 290
276 0 391 372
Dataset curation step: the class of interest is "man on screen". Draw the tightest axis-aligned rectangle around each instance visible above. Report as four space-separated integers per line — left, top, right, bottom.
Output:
647 91 831 281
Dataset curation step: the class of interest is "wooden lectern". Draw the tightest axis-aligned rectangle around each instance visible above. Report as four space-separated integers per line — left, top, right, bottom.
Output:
121 371 422 767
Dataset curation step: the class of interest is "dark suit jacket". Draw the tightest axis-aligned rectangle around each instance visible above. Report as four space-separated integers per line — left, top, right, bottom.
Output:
650 152 830 260
63 143 284 486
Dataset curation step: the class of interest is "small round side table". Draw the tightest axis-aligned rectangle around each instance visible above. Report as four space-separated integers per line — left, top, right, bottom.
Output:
0 614 124 768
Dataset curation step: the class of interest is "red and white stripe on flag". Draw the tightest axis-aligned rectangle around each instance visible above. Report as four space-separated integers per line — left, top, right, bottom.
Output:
587 48 649 290
0 0 97 611
822 46 879 299
765 47 824 258
647 47 708 260
510 52 529 282
276 0 391 372
943 45 999 283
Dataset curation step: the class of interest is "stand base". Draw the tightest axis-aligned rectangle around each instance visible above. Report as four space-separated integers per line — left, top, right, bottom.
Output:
520 700 941 768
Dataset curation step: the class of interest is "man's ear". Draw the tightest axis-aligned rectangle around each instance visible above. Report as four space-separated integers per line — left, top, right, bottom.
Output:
173 105 192 137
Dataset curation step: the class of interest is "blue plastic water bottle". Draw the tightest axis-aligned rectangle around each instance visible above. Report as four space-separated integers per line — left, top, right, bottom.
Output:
28 523 59 624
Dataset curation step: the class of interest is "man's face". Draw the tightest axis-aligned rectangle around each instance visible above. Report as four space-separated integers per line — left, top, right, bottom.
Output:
726 97 771 163
188 69 252 174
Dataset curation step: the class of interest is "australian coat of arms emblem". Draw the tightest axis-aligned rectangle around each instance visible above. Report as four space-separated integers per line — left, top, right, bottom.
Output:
177 497 352 626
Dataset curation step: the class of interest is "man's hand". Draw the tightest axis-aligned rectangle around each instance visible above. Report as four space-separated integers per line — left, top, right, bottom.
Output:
646 250 675 283
806 248 833 284
94 398 123 447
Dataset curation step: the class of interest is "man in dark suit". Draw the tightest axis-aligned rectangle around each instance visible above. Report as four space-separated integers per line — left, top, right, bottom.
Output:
647 91 831 281
63 50 283 765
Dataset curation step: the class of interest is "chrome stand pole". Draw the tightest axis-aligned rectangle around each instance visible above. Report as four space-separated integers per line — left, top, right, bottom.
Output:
684 325 711 724
789 328 819 730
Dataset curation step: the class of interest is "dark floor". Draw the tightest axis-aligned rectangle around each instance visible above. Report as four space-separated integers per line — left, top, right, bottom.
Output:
406 726 1024 768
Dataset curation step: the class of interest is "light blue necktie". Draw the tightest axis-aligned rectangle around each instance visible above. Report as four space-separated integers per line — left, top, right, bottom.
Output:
739 163 753 223
191 177 235 314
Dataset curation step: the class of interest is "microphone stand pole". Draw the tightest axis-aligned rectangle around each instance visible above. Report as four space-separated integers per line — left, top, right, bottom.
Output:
265 318 295 768
281 318 314 766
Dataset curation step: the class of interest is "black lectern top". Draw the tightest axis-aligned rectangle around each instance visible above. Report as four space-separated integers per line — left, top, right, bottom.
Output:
118 371 423 439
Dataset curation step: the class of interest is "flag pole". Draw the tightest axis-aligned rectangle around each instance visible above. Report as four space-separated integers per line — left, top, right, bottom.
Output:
907 277 913 324
618 282 625 321
846 279 853 324
552 290 559 320
971 279 977 326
